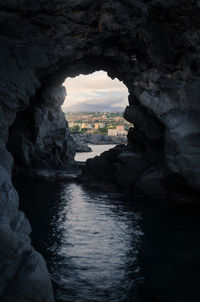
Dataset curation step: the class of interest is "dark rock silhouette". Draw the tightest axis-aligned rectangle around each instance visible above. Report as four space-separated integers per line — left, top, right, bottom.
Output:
73 132 127 152
0 0 200 301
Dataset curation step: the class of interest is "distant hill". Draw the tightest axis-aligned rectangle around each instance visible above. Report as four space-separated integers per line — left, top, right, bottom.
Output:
62 102 124 112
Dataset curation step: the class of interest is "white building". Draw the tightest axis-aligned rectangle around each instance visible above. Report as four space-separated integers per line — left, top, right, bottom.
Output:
95 123 105 130
108 128 127 136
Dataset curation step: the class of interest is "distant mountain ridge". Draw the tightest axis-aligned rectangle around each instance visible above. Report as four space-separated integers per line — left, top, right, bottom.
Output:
62 102 124 112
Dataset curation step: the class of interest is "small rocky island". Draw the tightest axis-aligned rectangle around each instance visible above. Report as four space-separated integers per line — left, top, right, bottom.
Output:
72 132 127 152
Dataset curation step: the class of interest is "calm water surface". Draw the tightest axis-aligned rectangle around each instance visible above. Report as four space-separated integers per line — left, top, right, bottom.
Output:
75 144 116 162
14 146 200 302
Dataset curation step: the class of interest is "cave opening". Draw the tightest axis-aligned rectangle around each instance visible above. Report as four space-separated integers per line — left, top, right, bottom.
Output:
6 56 177 302
7 61 154 302
61 70 131 162
7 55 135 175
7 54 166 200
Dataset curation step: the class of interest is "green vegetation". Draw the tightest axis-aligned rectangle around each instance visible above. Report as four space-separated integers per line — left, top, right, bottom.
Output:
66 111 132 135
70 125 80 132
98 126 109 135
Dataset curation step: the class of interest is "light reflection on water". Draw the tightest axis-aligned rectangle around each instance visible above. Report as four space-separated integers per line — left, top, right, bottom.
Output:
75 144 116 162
14 177 200 302
50 183 144 302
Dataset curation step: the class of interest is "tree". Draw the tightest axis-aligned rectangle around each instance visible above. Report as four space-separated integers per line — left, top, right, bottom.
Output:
70 125 80 132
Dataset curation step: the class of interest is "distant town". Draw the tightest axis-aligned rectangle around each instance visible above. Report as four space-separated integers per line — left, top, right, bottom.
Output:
65 111 132 136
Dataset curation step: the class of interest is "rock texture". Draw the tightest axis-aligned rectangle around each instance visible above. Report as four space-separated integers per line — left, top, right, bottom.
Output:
86 133 127 145
0 0 200 300
72 132 92 152
72 132 127 152
8 86 75 170
0 166 54 302
81 144 169 199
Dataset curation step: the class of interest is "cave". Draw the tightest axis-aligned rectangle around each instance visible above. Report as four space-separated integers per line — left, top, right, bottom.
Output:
7 68 130 173
1 1 200 301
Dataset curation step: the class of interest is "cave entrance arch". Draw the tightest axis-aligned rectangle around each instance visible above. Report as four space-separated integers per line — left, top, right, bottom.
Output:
7 51 170 203
7 55 164 198
7 57 135 172
62 70 130 159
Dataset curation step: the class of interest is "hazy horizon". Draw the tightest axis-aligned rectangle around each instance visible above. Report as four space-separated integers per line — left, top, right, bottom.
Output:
62 71 129 111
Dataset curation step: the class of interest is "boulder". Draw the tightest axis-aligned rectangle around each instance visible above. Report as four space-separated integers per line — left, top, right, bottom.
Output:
164 114 200 192
114 151 149 187
133 167 169 199
0 165 54 301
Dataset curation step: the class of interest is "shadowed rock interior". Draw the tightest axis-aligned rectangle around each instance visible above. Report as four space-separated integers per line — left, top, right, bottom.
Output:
0 0 200 300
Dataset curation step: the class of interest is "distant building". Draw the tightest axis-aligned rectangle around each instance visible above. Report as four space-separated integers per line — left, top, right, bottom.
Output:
99 123 105 128
108 126 127 136
95 123 105 130
116 125 124 130
81 123 88 129
69 122 81 128
87 124 93 129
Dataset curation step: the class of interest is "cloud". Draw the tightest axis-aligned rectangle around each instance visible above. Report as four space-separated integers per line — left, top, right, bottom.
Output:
84 92 127 107
62 71 129 108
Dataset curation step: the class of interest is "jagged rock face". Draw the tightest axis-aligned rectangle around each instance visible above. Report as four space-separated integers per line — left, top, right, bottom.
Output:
0 0 200 301
0 166 54 302
8 86 75 170
81 144 169 199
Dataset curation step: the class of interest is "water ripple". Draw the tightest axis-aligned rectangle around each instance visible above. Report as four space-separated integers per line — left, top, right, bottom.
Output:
49 183 143 302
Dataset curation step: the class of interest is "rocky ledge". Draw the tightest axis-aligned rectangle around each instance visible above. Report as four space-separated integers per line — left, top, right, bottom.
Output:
13 163 83 183
80 142 199 204
80 144 169 199
72 132 127 152
72 132 92 152
86 133 127 145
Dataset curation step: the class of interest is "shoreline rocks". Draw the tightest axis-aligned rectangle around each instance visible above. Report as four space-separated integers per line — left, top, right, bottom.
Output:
12 162 84 183
72 132 127 152
8 86 75 171
0 166 54 302
72 133 92 153
86 133 127 145
80 143 196 202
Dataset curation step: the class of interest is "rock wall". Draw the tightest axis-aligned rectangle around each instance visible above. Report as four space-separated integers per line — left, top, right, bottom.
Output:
0 0 200 300
8 86 75 170
73 132 127 152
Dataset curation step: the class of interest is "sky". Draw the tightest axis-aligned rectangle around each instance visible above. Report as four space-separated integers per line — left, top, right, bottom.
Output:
62 70 129 109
